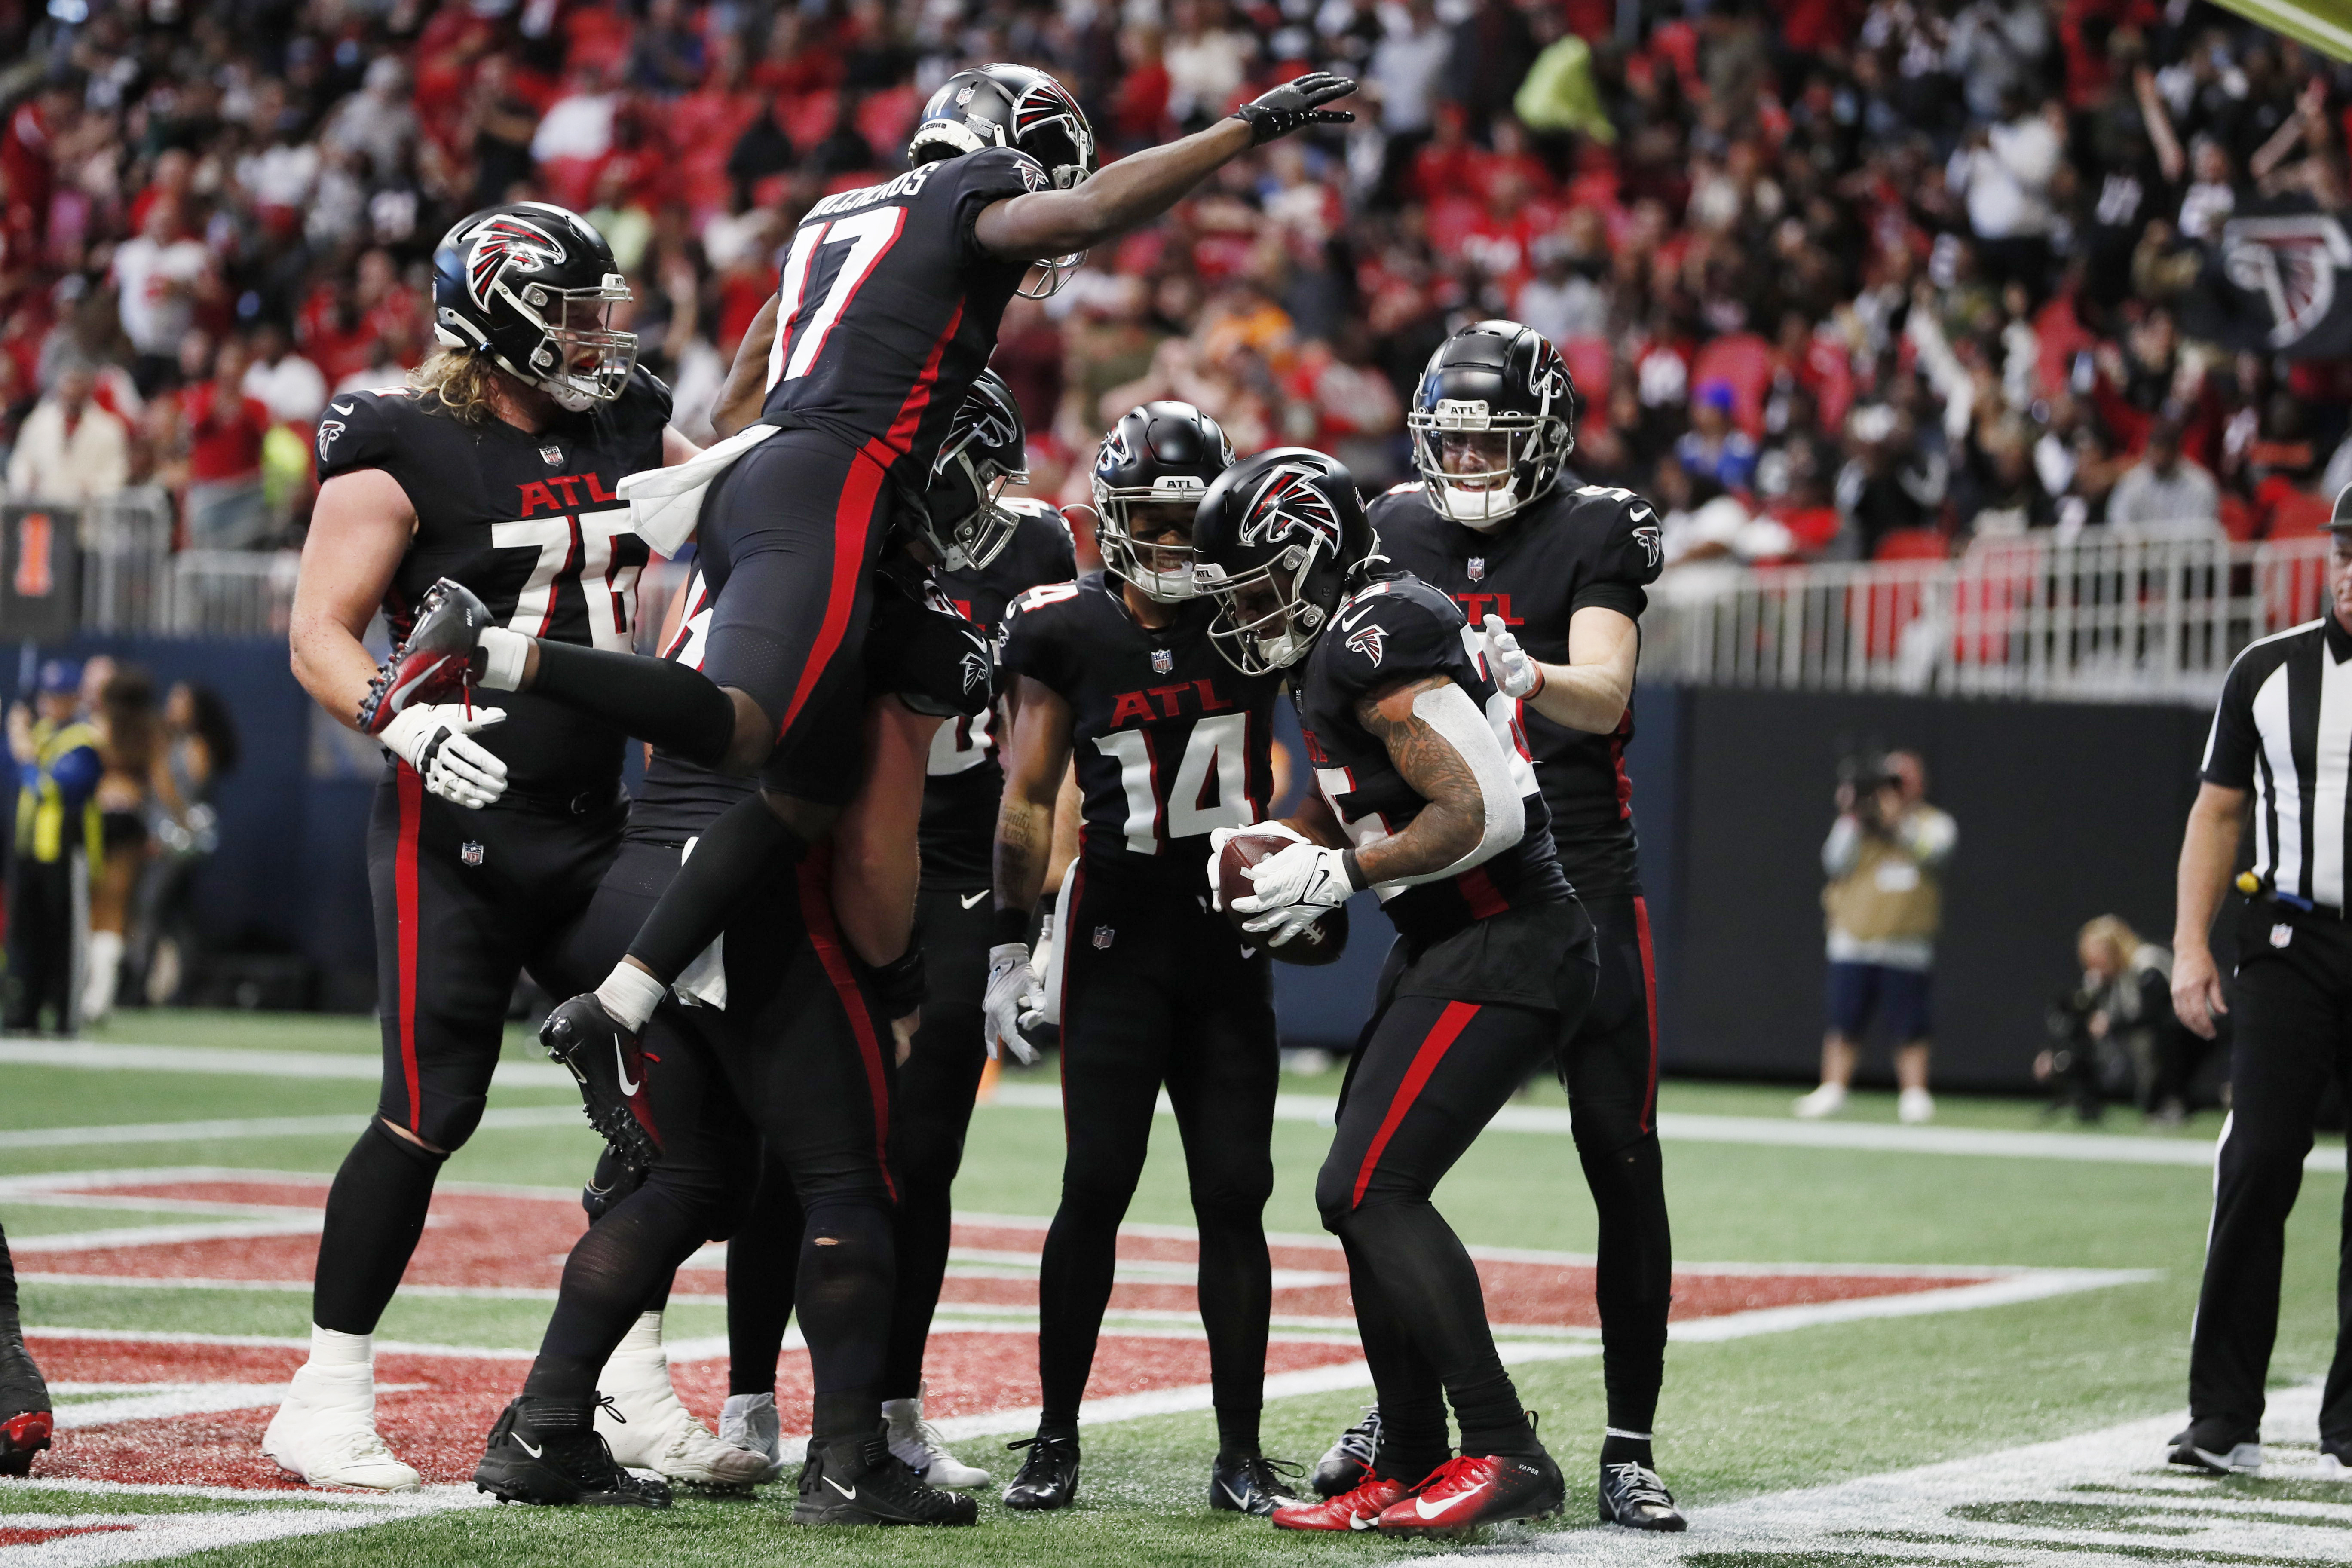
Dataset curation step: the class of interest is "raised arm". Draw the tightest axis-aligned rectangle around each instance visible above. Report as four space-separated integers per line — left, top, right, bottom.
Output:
971 74 1354 263
2136 67 2185 185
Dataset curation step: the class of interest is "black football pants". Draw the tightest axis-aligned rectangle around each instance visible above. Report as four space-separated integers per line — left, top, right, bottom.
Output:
2189 896 2352 1452
1554 892 1673 1437
2 855 78 1035
1036 864 1280 1448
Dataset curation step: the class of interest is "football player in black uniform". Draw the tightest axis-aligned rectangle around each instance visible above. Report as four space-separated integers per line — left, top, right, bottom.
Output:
988 403 1297 1516
710 371 1075 1491
272 202 702 1492
1192 447 1598 1537
352 66 1359 1148
1327 321 1684 1529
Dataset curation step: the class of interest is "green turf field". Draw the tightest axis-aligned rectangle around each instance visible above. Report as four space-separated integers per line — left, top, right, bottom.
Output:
1 1008 2345 1566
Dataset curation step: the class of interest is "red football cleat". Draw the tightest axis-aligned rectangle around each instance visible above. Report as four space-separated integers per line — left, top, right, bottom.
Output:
1373 1452 1563 1535
1270 1474 1410 1531
357 578 495 735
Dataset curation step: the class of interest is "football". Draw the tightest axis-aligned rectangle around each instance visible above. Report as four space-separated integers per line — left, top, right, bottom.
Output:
1216 831 1351 966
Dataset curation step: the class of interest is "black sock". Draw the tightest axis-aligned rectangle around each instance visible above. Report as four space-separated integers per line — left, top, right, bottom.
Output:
1035 1192 1124 1433
528 640 740 769
1215 1414 1263 1463
1197 1201 1271 1464
0 1221 19 1336
1452 1373 1541 1459
796 1196 894 1444
533 1184 707 1398
1585 1132 1672 1436
1340 1233 1449 1484
1339 1202 1535 1458
312 1120 446 1335
1600 1431 1654 1468
626 793 806 983
726 1154 802 1397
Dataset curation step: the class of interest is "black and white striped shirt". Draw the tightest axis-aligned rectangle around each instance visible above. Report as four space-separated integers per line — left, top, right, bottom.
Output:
2202 614 2352 907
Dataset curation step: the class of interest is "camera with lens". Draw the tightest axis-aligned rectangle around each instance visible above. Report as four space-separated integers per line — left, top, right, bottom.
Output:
2039 988 2127 1122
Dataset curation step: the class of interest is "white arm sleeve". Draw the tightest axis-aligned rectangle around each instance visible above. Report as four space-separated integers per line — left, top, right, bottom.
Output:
1377 682 1526 891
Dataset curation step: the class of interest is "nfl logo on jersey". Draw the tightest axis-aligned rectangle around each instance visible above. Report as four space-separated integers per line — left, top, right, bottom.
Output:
1151 649 1174 674
1093 925 1116 950
539 444 563 467
460 842 484 867
1468 557 1485 582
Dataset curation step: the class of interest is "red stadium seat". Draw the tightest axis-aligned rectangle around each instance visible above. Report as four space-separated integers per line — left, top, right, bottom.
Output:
1872 527 1948 562
1560 336 1611 413
2265 490 2331 541
785 89 841 150
858 86 920 160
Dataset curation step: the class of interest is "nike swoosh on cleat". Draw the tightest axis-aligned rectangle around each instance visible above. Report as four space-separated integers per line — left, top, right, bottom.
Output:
517 1437 542 1458
1220 1482 1249 1509
1348 1513 1377 1530
960 891 987 909
824 1476 857 1500
1415 1485 1485 1519
614 1041 640 1096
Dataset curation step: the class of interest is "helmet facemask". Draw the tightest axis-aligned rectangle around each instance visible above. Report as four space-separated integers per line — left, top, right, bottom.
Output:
922 431 1028 572
1200 543 1329 674
456 270 637 411
1096 486 1208 602
1407 400 1570 530
907 67 1096 299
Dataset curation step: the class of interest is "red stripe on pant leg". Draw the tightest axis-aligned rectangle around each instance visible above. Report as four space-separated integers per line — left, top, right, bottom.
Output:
1351 1001 1482 1210
795 846 896 1200
394 765 424 1131
1057 847 1085 1147
775 448 888 745
1633 895 1660 1134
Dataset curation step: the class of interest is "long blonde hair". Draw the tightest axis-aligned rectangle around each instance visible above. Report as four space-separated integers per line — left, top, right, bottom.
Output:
2078 914 2142 972
407 347 503 426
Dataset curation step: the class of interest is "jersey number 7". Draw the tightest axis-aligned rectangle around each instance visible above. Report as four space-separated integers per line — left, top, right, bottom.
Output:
767 207 907 389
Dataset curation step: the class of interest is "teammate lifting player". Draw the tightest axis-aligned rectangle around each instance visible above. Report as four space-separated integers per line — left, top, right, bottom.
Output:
1193 446 1598 1536
269 201 729 1492
987 402 1298 1515
1321 321 1685 1528
353 65 1359 1152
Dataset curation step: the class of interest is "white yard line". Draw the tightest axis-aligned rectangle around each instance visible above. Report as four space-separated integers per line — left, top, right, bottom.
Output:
0 1107 584 1150
0 1040 572 1089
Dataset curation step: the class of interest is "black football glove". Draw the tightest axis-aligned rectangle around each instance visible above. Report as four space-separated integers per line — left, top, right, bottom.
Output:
1232 72 1357 145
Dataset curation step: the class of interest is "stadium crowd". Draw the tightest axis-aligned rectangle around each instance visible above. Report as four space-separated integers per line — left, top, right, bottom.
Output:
1 0 2348 569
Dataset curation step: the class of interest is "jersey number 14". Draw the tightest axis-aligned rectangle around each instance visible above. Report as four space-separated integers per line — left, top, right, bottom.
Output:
1095 714 1253 854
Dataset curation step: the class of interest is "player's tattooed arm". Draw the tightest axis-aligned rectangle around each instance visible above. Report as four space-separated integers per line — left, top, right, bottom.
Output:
710 294 779 438
1281 788 1349 849
992 675 1077 928
1351 673 1525 888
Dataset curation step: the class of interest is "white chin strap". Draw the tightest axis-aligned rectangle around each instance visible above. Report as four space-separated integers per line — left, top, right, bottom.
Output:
1134 566 1198 602
1433 477 1525 530
545 382 597 413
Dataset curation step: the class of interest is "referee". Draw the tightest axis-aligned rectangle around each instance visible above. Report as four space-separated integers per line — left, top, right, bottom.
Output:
2169 491 2352 1477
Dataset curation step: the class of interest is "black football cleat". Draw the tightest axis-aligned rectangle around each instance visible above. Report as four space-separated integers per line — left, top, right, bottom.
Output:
1001 1431 1081 1511
580 1145 647 1222
0 1329 52 1477
473 1395 671 1507
1312 1405 1381 1497
2167 1418 2263 1475
792 1431 978 1525
542 995 662 1172
357 577 494 734
1373 1450 1564 1536
1209 1453 1302 1515
1598 1460 1687 1531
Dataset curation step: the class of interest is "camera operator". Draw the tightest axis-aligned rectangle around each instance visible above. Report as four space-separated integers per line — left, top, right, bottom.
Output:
2165 492 2352 1477
1794 750 1957 1124
2037 916 2196 1123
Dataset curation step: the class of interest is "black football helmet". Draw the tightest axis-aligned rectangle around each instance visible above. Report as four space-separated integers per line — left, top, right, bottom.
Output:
431 202 636 411
909 64 1097 297
916 368 1030 571
1407 319 1575 529
1194 447 1376 675
1091 401 1236 603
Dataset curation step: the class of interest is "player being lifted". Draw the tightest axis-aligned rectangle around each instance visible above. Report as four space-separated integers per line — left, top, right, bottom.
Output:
987 403 1297 1515
711 371 1074 1492
269 202 737 1492
1319 322 1684 1528
352 65 1358 1148
1193 447 1598 1536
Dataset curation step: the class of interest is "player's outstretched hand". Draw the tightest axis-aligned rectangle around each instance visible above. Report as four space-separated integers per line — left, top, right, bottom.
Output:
984 943 1042 1065
1233 73 1357 145
380 704 509 809
1482 614 1545 700
1233 841 1353 945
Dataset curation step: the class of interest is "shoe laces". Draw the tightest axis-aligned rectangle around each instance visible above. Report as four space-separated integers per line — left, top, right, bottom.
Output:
1415 1454 1496 1498
1604 1460 1675 1509
1334 1406 1381 1464
1234 1455 1304 1494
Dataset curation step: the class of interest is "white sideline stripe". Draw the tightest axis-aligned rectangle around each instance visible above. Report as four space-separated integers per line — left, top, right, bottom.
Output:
986 1082 2352 1173
0 1476 481 1508
0 1107 586 1149
9 1219 324 1253
0 1166 587 1202
51 1383 293 1429
0 1038 574 1087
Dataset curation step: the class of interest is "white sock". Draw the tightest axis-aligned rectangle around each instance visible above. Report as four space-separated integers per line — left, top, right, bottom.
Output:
478 626 530 692
616 1310 664 1357
309 1324 373 1368
596 963 668 1032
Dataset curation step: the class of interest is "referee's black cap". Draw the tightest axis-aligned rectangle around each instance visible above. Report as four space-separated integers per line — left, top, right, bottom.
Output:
2334 484 2352 531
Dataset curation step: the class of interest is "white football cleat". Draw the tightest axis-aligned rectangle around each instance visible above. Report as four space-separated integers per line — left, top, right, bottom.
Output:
1897 1087 1936 1124
1791 1083 1846 1119
596 1312 770 1488
2315 1451 2352 1480
262 1360 420 1491
884 1382 989 1488
719 1391 786 1482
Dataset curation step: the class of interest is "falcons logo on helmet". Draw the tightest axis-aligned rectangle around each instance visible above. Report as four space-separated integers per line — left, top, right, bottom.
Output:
465 214 567 310
1238 465 1344 555
1098 424 1134 471
1013 79 1083 142
960 385 1022 452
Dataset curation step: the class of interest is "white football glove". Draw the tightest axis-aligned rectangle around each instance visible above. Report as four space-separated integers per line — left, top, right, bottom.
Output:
1205 821 1309 912
983 942 1044 1065
380 703 509 809
1482 613 1545 700
1232 841 1355 946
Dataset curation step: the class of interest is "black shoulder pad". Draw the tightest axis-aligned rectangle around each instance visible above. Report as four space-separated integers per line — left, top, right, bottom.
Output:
312 389 414 484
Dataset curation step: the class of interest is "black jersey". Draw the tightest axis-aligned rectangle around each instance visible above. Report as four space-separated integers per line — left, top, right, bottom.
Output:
998 572 1284 886
318 369 670 801
1369 479 1662 900
1294 571 1571 943
922 498 1076 888
757 149 1040 489
628 551 988 844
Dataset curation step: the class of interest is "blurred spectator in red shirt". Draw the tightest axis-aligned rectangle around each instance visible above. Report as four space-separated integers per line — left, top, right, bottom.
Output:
170 336 273 549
